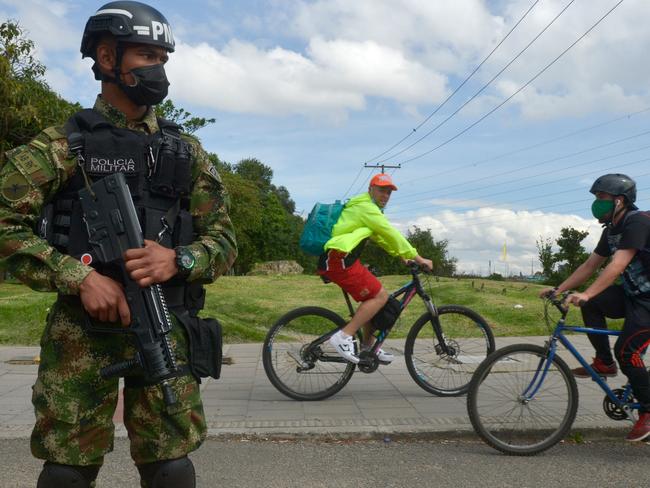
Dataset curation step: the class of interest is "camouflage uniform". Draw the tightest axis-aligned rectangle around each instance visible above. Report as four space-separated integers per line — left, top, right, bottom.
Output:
0 96 237 466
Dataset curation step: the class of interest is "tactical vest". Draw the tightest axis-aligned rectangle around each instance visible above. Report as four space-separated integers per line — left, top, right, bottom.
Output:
38 109 205 313
606 210 650 298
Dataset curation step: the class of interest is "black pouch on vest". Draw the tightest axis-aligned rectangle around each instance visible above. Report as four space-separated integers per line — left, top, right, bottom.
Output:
370 296 402 331
174 312 223 381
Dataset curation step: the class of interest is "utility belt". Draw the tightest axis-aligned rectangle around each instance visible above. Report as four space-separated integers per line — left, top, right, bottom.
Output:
162 283 224 383
58 280 222 385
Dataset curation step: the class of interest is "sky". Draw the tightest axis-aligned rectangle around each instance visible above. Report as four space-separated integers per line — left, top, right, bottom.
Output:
2 0 650 276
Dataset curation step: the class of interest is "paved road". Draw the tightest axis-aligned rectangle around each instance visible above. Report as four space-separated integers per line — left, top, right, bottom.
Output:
1 337 647 487
1 437 648 488
0 337 638 438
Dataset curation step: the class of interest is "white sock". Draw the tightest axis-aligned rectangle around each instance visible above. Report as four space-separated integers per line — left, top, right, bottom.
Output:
339 331 352 339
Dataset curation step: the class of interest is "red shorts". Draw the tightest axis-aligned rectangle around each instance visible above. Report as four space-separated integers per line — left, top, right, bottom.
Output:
318 250 382 302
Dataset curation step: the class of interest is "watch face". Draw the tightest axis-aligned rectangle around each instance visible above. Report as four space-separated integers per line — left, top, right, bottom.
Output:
180 253 194 269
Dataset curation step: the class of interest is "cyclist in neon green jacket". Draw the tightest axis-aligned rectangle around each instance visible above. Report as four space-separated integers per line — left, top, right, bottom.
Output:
318 173 433 364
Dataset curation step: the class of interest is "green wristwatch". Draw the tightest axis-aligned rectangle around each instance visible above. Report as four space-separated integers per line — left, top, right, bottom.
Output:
175 246 195 278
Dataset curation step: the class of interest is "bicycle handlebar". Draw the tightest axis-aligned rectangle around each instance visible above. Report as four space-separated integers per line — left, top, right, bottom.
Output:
545 291 586 317
547 292 570 317
406 261 432 275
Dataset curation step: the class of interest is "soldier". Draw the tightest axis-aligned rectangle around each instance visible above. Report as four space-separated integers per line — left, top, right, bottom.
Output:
0 2 237 487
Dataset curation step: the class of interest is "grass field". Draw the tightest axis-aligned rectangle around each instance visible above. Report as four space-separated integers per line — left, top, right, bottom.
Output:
0 274 592 345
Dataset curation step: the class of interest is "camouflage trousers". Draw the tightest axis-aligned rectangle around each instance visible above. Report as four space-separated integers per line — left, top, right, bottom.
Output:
31 297 206 466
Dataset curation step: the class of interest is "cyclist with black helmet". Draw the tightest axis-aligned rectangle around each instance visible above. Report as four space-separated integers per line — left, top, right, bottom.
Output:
0 2 236 486
540 173 650 441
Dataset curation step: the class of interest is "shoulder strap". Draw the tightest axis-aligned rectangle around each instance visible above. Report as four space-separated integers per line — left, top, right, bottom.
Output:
66 109 113 133
622 209 640 226
156 117 183 136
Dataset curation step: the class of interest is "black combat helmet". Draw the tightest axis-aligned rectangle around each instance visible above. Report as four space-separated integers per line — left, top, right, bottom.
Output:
81 1 175 59
590 173 637 209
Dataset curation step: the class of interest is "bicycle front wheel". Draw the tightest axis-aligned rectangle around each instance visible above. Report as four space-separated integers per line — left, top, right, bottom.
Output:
467 344 579 455
262 306 356 401
404 305 495 396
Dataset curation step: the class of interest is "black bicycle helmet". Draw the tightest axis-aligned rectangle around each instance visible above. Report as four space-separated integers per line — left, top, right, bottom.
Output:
80 1 175 59
590 173 637 208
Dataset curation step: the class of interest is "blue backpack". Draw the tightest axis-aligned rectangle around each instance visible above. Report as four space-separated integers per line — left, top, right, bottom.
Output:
299 201 345 256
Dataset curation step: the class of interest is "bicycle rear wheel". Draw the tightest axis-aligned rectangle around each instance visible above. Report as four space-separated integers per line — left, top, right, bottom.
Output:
262 306 356 401
404 305 495 396
467 344 579 455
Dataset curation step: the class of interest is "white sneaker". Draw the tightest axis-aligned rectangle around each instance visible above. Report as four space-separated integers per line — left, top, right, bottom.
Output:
376 348 395 364
329 331 359 364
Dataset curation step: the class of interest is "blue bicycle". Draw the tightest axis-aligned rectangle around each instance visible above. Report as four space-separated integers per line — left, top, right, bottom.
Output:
467 293 647 455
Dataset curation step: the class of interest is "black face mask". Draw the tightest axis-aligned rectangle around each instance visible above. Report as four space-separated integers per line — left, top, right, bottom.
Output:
118 63 170 106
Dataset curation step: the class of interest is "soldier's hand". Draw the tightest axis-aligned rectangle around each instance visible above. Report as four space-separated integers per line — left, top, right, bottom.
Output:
123 240 178 287
79 270 131 326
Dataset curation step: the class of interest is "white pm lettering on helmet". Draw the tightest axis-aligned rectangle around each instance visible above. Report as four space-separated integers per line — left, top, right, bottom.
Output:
151 20 174 44
134 25 151 36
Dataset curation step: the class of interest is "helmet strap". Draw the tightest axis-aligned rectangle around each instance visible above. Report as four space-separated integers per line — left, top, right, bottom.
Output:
92 43 124 84
112 43 125 85
604 199 627 227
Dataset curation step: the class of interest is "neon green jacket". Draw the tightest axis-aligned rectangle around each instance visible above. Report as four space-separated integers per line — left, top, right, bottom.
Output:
324 192 418 258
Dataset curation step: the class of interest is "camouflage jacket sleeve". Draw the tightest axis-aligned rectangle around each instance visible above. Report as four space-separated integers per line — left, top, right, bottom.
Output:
184 136 237 282
0 127 92 294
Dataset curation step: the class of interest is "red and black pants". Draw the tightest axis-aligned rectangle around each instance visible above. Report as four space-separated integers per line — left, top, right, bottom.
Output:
581 285 650 413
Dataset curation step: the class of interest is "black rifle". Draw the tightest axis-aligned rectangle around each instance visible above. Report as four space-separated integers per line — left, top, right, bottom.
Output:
78 173 178 406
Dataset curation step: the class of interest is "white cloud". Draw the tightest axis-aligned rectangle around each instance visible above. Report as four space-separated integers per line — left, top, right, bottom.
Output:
167 38 447 119
390 207 602 275
1 0 79 58
287 0 650 120
8 0 650 121
479 0 650 119
290 0 503 73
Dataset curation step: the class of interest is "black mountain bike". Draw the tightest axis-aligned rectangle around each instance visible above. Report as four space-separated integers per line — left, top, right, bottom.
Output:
263 264 495 400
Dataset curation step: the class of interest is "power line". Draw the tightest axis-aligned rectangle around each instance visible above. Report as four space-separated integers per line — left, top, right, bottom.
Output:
390 154 650 216
392 0 627 167
376 0 576 164
351 168 375 196
341 166 365 199
392 129 650 206
388 174 650 231
397 106 650 188
362 0 541 165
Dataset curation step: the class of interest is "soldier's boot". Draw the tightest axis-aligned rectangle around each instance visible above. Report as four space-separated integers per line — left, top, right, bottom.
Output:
137 456 196 488
36 462 100 487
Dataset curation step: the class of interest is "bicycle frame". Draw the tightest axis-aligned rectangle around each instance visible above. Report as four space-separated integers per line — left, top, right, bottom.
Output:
308 266 450 365
524 315 641 414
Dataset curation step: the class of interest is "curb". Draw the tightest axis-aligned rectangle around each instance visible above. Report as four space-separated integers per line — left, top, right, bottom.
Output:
204 426 632 443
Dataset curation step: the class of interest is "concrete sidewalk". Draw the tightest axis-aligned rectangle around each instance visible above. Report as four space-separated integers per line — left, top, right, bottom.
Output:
0 336 636 439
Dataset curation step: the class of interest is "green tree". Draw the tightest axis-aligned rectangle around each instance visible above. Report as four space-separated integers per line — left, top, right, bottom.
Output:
235 158 274 189
543 226 590 285
407 226 457 276
224 175 263 274
555 227 589 272
0 20 81 158
154 99 215 134
536 236 555 278
1 20 45 79
215 156 312 274
362 226 457 276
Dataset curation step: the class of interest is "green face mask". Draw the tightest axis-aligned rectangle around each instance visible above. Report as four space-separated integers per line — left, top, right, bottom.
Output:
591 199 615 220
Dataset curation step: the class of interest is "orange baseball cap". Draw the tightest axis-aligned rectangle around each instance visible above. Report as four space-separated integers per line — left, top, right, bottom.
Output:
369 173 398 191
